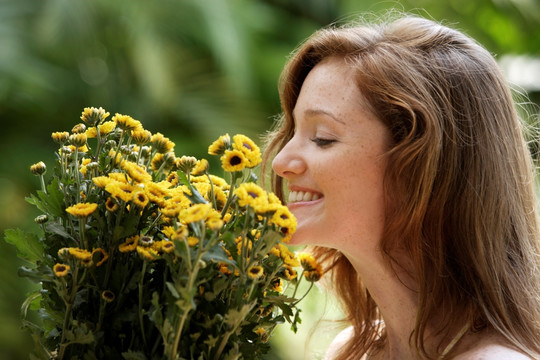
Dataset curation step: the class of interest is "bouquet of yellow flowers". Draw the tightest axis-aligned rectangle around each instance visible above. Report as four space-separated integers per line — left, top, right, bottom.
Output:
5 107 323 359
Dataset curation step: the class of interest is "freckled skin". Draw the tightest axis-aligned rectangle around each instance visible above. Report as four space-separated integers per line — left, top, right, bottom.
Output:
272 57 391 265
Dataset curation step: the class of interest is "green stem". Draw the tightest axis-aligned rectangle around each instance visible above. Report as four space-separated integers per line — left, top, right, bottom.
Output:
292 281 314 306
39 175 47 194
74 148 81 203
139 261 148 349
170 248 204 359
207 173 217 209
291 272 305 300
57 265 80 360
220 172 239 217
79 218 88 250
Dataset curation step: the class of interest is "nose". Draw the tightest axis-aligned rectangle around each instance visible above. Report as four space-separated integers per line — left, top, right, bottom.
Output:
272 138 306 179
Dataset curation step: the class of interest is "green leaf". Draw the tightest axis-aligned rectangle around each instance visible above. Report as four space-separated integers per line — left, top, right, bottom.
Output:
165 281 180 299
177 171 208 204
4 228 44 265
25 177 65 217
21 291 42 318
44 221 75 241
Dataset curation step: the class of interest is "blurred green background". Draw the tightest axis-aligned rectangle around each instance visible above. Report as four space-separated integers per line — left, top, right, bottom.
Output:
1 0 539 358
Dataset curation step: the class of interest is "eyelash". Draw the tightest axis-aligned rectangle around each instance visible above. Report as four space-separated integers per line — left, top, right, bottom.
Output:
310 137 336 147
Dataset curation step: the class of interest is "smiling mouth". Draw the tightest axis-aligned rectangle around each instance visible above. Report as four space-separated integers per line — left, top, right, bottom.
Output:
288 190 322 203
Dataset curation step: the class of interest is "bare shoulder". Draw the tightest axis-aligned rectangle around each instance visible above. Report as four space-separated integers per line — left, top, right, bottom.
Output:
453 345 532 360
324 326 366 360
453 332 533 360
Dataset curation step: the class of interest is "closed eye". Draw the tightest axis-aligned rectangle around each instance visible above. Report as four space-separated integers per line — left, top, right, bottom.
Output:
310 137 336 147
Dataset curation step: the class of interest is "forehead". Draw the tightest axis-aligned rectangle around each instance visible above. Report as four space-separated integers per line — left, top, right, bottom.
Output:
292 57 368 123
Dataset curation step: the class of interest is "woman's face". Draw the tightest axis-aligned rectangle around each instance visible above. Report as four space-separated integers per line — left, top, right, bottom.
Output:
272 57 391 257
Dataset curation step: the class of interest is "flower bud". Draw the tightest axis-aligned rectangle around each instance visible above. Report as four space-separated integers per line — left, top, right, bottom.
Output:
30 161 47 175
72 123 87 134
191 159 209 176
140 146 151 158
176 156 197 173
104 139 117 151
34 214 48 224
86 162 99 172
69 133 87 148
81 107 110 126
139 235 153 247
51 131 70 145
132 129 152 145
61 146 72 155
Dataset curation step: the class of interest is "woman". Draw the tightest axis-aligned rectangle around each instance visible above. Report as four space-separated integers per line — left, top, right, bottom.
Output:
263 15 540 359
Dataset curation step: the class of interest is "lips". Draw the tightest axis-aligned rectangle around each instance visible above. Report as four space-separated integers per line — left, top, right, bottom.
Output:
288 190 322 203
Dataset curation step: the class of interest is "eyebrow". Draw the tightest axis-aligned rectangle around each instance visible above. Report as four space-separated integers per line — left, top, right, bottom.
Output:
293 108 346 125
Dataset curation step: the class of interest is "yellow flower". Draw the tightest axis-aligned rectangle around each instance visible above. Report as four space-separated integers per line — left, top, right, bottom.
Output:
191 159 209 176
280 265 297 281
121 161 152 183
247 265 264 280
206 209 223 230
180 203 211 223
132 191 149 208
166 172 180 187
162 225 188 241
137 246 158 261
92 248 109 267
270 205 297 241
30 161 47 176
187 236 199 247
279 244 299 267
101 290 115 303
105 182 137 203
80 106 110 126
68 247 92 261
221 149 247 172
144 181 171 207
131 129 152 145
51 131 70 144
297 252 323 281
208 133 231 155
160 241 175 253
212 187 228 210
151 132 175 154
108 172 129 183
53 263 70 277
254 327 266 336
92 176 112 189
218 263 232 275
151 152 175 172
98 120 116 135
86 121 116 138
304 269 324 282
119 235 139 252
232 134 261 168
112 113 142 132
236 236 252 256
210 174 230 189
79 158 92 176
105 197 119 212
66 202 98 218
271 277 283 293
234 183 268 212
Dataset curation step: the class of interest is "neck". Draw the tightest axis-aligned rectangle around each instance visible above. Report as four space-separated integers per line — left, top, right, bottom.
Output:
344 250 422 360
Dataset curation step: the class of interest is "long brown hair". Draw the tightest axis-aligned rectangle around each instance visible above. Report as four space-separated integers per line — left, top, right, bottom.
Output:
262 15 540 359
